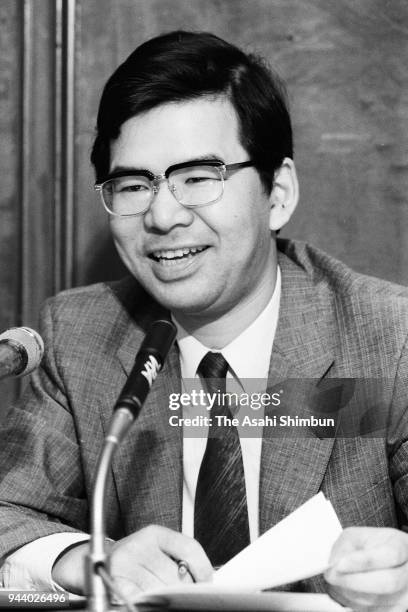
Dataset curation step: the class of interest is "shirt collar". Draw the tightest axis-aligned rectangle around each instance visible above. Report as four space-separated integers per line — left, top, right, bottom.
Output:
174 266 281 383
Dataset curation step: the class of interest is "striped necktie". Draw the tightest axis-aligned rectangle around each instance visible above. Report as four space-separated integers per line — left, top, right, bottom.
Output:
194 351 250 566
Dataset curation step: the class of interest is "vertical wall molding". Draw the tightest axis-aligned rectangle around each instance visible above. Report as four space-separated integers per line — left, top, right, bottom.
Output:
54 0 63 292
55 0 76 292
20 0 77 319
20 0 33 325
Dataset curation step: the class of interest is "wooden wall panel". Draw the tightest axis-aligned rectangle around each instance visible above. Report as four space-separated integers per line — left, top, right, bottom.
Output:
0 1 20 329
1 0 407 409
0 1 22 405
20 0 57 323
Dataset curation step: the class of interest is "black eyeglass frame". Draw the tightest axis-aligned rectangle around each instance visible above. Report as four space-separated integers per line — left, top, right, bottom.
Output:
94 158 254 216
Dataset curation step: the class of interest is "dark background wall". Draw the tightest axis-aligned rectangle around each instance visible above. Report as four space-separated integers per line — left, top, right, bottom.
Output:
1 0 407 405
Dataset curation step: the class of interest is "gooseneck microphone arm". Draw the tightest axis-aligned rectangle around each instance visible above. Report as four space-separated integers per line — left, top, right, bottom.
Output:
86 319 177 612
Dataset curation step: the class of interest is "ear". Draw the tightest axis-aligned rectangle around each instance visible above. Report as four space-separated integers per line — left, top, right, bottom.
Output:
268 158 299 231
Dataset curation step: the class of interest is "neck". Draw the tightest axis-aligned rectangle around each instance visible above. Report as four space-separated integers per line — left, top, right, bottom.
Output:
173 265 278 350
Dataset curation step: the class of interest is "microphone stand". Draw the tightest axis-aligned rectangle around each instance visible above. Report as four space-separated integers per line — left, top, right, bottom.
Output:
85 319 177 612
86 409 134 612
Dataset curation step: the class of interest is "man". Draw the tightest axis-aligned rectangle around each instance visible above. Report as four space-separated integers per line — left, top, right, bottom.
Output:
1 30 408 610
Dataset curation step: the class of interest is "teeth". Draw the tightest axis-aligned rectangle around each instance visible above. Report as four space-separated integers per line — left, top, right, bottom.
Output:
151 246 206 262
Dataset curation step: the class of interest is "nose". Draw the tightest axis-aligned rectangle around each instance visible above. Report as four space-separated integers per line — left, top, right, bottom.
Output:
143 177 195 232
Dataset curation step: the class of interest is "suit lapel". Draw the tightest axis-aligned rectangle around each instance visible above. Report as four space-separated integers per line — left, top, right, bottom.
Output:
259 249 339 533
98 280 183 534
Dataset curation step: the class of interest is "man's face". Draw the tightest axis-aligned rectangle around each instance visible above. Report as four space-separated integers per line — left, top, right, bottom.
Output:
109 97 277 320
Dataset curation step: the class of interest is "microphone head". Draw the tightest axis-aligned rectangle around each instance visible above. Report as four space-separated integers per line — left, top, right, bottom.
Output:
0 327 44 376
139 319 177 365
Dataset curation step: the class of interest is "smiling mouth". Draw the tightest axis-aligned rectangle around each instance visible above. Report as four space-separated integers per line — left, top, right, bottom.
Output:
149 246 209 265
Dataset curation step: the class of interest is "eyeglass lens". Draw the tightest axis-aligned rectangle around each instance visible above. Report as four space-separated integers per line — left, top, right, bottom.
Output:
101 164 224 215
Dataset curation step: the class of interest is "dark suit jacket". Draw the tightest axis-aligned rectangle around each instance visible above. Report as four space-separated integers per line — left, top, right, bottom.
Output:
1 239 408 592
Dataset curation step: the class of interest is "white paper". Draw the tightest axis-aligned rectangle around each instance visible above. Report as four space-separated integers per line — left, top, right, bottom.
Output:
214 492 342 590
135 492 345 610
135 586 348 611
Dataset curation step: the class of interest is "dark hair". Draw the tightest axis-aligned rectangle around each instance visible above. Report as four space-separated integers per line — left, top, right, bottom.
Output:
91 30 293 191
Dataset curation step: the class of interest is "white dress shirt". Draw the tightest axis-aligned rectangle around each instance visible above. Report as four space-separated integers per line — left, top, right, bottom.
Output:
0 268 281 590
177 266 281 542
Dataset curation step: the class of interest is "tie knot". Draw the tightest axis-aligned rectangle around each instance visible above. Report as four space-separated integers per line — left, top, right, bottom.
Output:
198 351 229 380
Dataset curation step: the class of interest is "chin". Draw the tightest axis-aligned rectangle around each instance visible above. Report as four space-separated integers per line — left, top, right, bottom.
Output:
158 296 211 315
146 288 213 316
136 273 207 308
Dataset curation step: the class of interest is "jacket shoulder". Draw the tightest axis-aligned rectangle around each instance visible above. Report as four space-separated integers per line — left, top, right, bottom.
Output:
278 238 408 333
40 276 168 341
44 277 140 318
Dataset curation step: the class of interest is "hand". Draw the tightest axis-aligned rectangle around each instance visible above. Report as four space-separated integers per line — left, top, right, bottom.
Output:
52 525 212 598
324 527 408 612
109 525 213 599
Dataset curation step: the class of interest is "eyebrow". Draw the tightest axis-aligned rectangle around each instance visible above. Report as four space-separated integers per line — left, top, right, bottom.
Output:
109 154 223 175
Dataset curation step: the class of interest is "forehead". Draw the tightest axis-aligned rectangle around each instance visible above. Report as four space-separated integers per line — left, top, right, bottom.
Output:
109 96 247 172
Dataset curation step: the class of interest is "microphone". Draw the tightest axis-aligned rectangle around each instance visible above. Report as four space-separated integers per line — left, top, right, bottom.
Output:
87 319 177 612
0 327 44 381
113 318 177 419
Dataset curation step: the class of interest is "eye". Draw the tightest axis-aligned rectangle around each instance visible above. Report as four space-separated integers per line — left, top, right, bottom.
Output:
119 184 148 192
113 177 150 193
181 166 221 185
185 175 213 184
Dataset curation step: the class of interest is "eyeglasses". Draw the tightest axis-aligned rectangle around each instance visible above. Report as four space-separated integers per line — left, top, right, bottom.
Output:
94 159 254 217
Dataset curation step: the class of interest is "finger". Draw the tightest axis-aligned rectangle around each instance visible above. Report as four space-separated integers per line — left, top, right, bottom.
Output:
112 544 178 586
177 560 194 584
156 527 213 581
138 550 194 585
326 582 374 611
327 582 408 612
325 562 408 596
329 527 383 564
331 541 408 574
112 566 164 599
326 582 390 612
138 550 182 585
